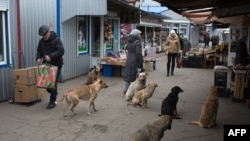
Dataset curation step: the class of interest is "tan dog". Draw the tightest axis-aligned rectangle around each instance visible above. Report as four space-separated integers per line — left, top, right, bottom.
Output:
129 115 172 141
125 72 148 101
85 65 101 85
128 82 158 108
189 85 218 128
61 79 108 117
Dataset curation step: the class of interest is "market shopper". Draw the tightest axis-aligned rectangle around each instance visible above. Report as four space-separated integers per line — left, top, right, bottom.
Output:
235 36 249 66
36 25 65 109
164 30 181 76
232 36 249 81
182 35 191 56
123 29 144 94
204 32 210 48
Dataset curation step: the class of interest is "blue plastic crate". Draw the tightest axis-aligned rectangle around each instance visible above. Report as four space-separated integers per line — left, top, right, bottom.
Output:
102 65 114 77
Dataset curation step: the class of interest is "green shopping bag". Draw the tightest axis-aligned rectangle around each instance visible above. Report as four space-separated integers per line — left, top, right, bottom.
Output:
36 63 58 89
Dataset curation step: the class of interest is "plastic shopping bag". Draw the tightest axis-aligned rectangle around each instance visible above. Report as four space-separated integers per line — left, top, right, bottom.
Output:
36 63 58 89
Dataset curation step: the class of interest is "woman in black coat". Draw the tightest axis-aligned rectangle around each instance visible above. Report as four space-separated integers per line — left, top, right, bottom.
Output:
123 29 144 94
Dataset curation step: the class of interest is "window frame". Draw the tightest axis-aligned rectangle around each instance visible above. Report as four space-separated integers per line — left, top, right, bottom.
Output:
0 11 7 66
77 16 88 55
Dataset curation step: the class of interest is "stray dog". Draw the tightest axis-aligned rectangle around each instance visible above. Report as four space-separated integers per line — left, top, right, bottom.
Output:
85 65 101 85
61 79 108 117
128 82 158 108
129 115 172 141
159 86 184 119
125 72 148 101
189 85 218 128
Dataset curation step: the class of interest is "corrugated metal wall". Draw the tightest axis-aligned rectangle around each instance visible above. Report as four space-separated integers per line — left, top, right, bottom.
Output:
0 68 13 101
0 0 13 101
61 0 107 22
61 16 90 81
0 0 8 11
18 0 57 68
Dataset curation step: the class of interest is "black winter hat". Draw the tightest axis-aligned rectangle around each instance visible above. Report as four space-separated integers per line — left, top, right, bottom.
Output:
38 25 49 36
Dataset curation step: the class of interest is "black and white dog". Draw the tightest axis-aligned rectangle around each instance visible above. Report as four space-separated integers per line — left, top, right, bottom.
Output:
159 86 184 119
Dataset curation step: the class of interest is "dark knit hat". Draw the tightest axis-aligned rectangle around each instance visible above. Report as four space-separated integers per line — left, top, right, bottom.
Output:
38 25 49 36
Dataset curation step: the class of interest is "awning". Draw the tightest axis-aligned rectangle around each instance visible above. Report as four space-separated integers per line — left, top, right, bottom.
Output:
182 10 250 25
155 0 250 18
107 0 148 23
155 0 250 25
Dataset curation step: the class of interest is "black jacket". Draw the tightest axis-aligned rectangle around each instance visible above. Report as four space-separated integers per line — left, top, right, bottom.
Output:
235 37 249 66
36 31 64 66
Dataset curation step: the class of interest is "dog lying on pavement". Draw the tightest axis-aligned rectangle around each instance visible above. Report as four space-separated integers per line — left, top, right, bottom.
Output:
60 79 108 117
125 72 148 101
128 82 158 108
85 65 101 85
159 86 184 119
189 85 218 128
129 115 172 141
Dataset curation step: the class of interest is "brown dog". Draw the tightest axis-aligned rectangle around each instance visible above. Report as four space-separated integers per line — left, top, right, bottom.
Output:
125 72 148 101
189 85 218 128
129 115 172 141
61 79 108 117
128 82 158 108
85 65 101 85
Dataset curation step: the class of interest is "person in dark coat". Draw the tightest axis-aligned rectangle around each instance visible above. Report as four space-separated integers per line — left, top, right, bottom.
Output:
235 36 249 66
231 36 250 81
204 32 210 48
182 35 191 56
36 25 65 109
123 29 144 94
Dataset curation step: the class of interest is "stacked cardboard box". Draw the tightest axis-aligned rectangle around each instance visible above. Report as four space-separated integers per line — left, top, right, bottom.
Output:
13 67 45 103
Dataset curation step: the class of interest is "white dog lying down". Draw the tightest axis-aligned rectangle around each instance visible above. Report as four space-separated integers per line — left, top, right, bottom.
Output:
125 72 148 101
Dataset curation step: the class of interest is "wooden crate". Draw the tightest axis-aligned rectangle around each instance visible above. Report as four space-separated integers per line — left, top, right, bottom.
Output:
231 70 247 102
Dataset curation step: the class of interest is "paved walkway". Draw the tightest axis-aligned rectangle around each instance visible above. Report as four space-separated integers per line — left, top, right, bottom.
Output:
0 53 250 141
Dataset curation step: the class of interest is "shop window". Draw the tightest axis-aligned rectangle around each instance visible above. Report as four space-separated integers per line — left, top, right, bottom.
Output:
0 12 6 65
91 17 101 57
77 16 88 55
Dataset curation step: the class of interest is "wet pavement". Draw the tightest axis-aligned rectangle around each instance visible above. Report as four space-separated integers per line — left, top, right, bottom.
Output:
0 53 250 141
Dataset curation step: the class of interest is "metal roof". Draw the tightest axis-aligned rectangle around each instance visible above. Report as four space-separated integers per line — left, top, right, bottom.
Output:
155 0 250 18
155 0 250 25
140 6 168 13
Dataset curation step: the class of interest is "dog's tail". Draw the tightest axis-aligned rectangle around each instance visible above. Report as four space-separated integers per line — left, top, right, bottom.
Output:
188 121 202 127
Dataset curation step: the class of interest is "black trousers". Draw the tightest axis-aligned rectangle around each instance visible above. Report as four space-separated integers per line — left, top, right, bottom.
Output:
167 53 177 74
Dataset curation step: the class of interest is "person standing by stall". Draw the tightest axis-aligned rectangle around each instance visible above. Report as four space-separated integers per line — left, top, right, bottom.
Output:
164 30 181 76
123 29 144 94
235 36 249 66
204 32 210 48
36 25 65 109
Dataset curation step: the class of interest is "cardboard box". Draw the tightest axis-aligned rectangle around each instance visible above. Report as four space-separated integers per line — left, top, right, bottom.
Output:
14 85 37 103
113 65 122 77
13 68 36 85
27 66 38 78
37 87 46 99
144 61 153 72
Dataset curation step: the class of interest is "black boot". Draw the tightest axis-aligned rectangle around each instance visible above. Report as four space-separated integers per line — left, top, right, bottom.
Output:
46 101 56 109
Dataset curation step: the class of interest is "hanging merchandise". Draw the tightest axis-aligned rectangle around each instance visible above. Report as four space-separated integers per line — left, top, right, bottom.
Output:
104 20 113 41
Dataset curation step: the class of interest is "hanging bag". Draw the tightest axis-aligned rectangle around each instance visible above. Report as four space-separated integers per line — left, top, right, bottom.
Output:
176 53 182 69
36 63 58 89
